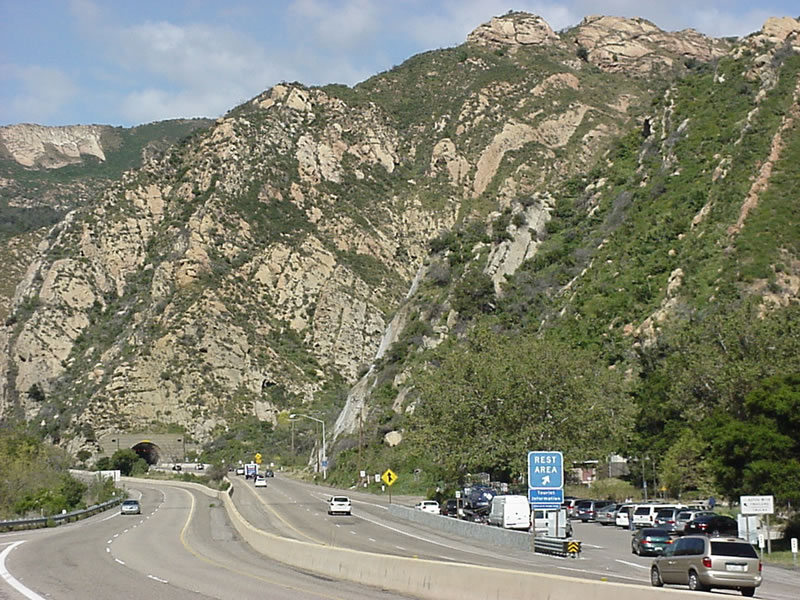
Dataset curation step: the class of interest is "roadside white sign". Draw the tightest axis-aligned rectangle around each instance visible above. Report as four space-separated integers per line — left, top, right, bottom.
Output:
740 495 774 514
791 538 798 554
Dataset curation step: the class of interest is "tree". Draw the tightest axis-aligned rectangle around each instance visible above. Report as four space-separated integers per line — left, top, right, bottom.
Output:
410 325 633 482
704 374 800 504
110 449 149 476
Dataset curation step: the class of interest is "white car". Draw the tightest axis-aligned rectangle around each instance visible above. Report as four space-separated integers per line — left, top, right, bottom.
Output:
415 500 440 514
328 496 352 515
254 475 267 487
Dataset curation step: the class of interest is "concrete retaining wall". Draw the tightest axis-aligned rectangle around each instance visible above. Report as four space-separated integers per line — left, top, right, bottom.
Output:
389 504 534 551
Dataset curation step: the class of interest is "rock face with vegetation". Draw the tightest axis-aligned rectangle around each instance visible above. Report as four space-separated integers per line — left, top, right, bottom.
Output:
1 12 799 504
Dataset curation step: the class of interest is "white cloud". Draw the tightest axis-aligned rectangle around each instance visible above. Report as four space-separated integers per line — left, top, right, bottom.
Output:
3 65 78 124
288 0 381 50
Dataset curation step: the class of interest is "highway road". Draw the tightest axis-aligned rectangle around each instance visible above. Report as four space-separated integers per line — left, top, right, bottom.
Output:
0 482 414 600
227 473 800 599
2 473 799 599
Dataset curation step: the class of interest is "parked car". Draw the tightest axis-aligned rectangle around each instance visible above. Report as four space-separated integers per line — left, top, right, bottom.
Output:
254 475 267 488
328 496 352 515
650 535 761 596
684 514 739 537
575 499 613 522
415 500 440 514
562 497 582 519
615 504 635 528
654 507 684 533
265 469 274 477
596 503 621 526
675 510 716 535
439 499 458 517
120 499 141 515
632 528 673 556
632 504 686 528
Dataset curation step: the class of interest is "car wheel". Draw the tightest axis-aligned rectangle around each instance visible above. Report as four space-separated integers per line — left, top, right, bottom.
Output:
688 571 706 592
740 587 755 597
632 543 638 555
650 567 664 587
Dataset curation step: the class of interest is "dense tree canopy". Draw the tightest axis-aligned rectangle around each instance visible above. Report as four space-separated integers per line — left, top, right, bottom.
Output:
410 325 633 482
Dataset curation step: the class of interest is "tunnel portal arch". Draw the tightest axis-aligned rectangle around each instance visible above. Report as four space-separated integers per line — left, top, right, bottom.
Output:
131 441 161 465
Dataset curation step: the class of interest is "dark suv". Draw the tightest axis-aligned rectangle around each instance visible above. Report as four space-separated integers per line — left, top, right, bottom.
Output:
684 514 738 537
575 499 612 522
440 498 458 517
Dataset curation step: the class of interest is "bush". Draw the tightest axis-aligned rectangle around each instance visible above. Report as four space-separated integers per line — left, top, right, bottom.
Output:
783 513 800 541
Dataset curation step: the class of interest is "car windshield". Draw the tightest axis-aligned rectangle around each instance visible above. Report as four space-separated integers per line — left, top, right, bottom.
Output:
122 500 138 506
711 541 758 558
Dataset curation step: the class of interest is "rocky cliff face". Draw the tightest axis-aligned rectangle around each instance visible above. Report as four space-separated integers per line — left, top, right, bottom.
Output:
0 124 109 169
1 12 798 458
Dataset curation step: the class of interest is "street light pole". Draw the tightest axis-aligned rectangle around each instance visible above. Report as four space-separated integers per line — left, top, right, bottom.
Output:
289 414 327 480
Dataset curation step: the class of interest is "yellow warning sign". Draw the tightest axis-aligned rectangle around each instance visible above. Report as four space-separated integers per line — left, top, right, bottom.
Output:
255 453 262 464
381 469 398 486
567 541 581 555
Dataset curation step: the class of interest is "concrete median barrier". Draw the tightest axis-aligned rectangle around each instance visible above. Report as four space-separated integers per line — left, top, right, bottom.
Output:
128 477 691 599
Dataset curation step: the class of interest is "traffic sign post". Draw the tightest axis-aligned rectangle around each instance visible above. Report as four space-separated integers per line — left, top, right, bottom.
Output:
741 495 774 554
528 451 565 544
382 469 398 504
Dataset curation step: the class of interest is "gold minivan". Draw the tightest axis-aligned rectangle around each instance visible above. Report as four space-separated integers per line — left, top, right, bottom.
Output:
650 535 761 596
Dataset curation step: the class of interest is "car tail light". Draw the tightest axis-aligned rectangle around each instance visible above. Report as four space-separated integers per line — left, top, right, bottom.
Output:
702 557 712 568
758 561 762 572
698 523 708 530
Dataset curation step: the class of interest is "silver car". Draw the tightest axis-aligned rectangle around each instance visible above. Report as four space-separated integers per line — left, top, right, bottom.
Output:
120 499 141 515
650 535 761 596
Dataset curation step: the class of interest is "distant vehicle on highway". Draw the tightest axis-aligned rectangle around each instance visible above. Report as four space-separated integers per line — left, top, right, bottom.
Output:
596 503 622 526
439 499 458 517
235 466 245 476
120 499 141 515
684 514 738 537
254 475 267 488
631 528 672 556
172 464 182 471
650 535 761 595
328 496 352 515
195 463 204 471
675 510 716 534
415 500 440 514
265 469 274 477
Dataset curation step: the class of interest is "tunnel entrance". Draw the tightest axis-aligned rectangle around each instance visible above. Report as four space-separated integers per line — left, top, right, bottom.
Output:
131 441 161 465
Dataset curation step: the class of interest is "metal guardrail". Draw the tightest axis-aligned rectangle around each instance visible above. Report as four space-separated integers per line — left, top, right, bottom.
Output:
0 497 123 531
532 536 582 558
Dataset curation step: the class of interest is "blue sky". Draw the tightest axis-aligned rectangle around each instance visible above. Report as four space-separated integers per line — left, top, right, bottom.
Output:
1 1 798 128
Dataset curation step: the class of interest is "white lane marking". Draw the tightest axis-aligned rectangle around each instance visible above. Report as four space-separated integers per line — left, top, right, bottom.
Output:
615 559 649 570
147 575 168 583
0 541 47 600
106 547 111 553
439 555 457 561
123 529 129 533
369 538 377 542
395 546 405 550
113 534 119 538
107 539 113 544
100 512 119 522
115 558 125 565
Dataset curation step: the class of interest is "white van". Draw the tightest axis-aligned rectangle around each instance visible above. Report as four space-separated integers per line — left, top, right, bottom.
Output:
488 495 530 530
632 503 685 528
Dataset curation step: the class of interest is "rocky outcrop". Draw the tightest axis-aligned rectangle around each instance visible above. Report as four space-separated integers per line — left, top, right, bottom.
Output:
467 12 561 49
0 124 108 169
573 15 731 75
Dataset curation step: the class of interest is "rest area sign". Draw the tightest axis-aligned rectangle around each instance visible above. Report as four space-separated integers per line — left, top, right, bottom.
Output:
528 451 564 507
528 451 564 489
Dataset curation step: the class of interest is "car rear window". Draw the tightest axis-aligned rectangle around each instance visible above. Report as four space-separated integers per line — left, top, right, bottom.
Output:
333 497 349 502
576 500 592 508
635 506 650 515
643 528 669 537
711 541 758 558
